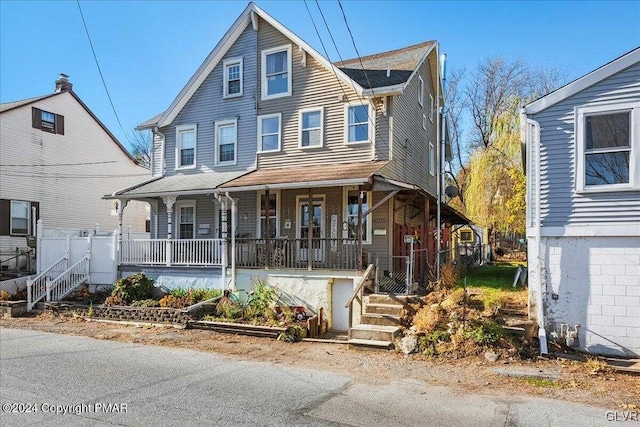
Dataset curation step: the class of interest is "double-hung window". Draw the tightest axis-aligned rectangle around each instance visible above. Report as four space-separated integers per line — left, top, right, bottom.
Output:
176 125 196 169
10 201 30 235
261 45 292 100
429 94 434 122
576 103 639 192
32 107 64 134
257 114 281 153
223 58 243 98
418 76 424 107
177 201 196 239
215 119 237 166
300 108 323 148
344 189 371 244
346 103 371 144
429 142 435 176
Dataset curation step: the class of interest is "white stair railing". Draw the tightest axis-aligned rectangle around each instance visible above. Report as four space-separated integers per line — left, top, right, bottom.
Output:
27 256 68 310
47 255 91 302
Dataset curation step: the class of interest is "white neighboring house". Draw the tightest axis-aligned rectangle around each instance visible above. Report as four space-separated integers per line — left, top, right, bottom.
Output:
0 75 150 271
522 48 640 357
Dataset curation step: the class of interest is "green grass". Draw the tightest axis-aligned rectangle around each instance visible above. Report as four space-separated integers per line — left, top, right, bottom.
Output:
518 377 562 388
461 262 525 290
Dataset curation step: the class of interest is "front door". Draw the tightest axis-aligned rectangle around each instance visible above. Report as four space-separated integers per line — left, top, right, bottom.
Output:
297 197 324 262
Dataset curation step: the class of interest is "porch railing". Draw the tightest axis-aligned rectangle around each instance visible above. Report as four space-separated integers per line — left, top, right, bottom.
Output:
120 238 224 267
235 238 358 270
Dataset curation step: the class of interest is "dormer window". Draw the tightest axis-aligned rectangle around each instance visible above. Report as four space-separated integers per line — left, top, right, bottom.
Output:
223 58 243 98
261 45 292 100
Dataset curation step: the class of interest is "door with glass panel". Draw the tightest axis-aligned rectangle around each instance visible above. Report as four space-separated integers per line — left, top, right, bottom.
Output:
297 197 324 262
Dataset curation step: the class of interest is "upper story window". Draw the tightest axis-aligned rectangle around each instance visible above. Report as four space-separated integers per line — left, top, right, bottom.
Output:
344 188 372 244
429 94 434 122
223 57 243 98
261 45 292 100
576 102 639 192
300 108 323 148
175 125 196 169
215 119 237 166
429 142 435 176
257 114 281 153
345 103 371 144
418 76 424 107
10 201 30 235
32 107 64 135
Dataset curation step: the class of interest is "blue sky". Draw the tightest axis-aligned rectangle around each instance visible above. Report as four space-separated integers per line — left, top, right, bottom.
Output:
1 0 639 151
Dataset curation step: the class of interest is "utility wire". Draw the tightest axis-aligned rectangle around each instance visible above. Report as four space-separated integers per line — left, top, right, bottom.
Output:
1 161 117 167
0 172 149 179
76 0 130 144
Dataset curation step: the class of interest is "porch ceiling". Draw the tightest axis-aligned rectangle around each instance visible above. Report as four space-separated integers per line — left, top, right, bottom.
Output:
105 170 250 199
219 161 389 191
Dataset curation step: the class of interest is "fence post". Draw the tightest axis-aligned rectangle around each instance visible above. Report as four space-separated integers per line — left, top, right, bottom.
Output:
46 278 51 302
86 233 92 279
127 225 132 241
65 235 71 269
27 279 32 309
36 219 43 274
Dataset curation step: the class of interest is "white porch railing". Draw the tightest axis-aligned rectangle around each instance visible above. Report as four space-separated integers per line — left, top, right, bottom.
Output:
48 255 91 302
27 255 68 310
120 238 224 267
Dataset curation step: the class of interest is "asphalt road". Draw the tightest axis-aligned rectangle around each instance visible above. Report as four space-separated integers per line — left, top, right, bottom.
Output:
0 328 618 426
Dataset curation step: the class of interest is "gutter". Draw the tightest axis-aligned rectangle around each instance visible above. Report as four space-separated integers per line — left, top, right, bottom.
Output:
221 178 369 193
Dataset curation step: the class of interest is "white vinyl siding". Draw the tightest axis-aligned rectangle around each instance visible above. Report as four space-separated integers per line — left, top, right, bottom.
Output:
175 124 197 170
299 107 323 148
215 119 238 166
261 44 292 100
257 113 281 153
223 57 243 98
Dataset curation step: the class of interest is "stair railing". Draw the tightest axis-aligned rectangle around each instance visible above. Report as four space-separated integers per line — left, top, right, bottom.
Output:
345 264 375 330
27 256 68 310
47 255 91 302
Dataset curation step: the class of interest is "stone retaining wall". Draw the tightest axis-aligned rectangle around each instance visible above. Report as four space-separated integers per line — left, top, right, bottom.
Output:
46 303 190 324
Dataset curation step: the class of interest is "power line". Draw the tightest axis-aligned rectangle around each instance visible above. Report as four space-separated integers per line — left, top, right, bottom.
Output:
0 172 149 179
76 0 130 144
1 161 117 167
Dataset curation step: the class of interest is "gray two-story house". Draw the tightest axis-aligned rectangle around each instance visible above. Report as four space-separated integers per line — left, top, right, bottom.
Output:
108 3 465 333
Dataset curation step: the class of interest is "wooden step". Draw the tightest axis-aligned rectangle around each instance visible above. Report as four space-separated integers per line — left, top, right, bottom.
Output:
348 338 394 350
360 313 403 327
188 321 286 339
349 324 401 342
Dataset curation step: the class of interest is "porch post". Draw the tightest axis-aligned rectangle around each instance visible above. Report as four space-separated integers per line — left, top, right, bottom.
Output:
357 188 363 271
116 199 128 254
219 196 228 286
307 187 313 271
36 219 43 274
162 196 177 267
264 188 270 268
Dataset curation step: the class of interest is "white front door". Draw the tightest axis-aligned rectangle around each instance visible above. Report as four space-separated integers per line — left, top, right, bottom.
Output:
331 279 352 332
297 197 324 262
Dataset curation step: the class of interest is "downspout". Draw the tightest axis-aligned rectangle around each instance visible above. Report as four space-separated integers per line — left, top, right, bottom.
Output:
435 48 446 279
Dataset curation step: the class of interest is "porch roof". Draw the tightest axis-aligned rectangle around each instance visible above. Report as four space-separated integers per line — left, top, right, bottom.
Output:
105 170 250 199
219 161 389 191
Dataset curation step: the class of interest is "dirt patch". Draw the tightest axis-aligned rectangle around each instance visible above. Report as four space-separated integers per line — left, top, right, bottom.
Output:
1 314 637 409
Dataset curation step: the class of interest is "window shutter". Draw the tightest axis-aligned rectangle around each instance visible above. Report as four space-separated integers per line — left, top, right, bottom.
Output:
32 107 42 129
56 114 65 135
0 199 10 236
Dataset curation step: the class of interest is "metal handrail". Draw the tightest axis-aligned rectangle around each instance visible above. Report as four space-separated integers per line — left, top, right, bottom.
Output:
0 249 33 265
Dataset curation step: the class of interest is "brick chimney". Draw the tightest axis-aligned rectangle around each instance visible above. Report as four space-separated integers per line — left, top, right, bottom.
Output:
55 73 72 93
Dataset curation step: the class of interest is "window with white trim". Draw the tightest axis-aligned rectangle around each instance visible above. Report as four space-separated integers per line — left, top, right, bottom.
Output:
10 201 30 235
175 125 196 169
257 114 281 152
261 45 292 100
300 108 323 148
346 103 371 144
257 192 279 239
177 201 196 239
344 189 371 244
429 94 434 122
223 57 243 98
215 120 237 166
418 75 424 107
422 114 427 130
576 103 639 191
429 142 435 176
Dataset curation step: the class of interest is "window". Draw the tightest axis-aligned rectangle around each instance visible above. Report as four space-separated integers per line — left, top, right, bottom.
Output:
257 192 279 238
422 114 427 130
223 58 243 98
429 94 434 122
460 230 473 242
215 120 237 166
261 45 292 100
31 107 64 134
346 103 371 144
257 114 281 152
10 201 30 235
177 202 195 239
300 108 323 148
175 125 196 169
429 142 435 176
418 76 424 107
576 103 639 192
344 189 371 244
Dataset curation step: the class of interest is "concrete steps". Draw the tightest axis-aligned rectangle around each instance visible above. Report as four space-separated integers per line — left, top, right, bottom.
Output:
349 324 401 342
360 313 402 327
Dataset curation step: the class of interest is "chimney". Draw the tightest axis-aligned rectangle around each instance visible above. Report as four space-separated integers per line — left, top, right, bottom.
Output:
55 73 72 93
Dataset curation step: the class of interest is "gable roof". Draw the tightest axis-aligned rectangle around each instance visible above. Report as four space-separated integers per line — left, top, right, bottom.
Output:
141 2 366 130
1 90 140 165
335 41 435 89
525 47 640 114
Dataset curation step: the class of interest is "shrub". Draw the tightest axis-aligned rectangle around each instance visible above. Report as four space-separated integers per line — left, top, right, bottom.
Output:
130 299 160 307
159 294 193 309
440 262 460 289
248 277 278 314
104 294 124 306
190 288 221 303
464 319 507 346
0 290 11 301
217 299 243 319
412 304 443 334
109 273 155 305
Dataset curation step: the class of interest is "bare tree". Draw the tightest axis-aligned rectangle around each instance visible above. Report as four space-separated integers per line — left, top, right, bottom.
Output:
129 130 152 167
444 67 468 207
